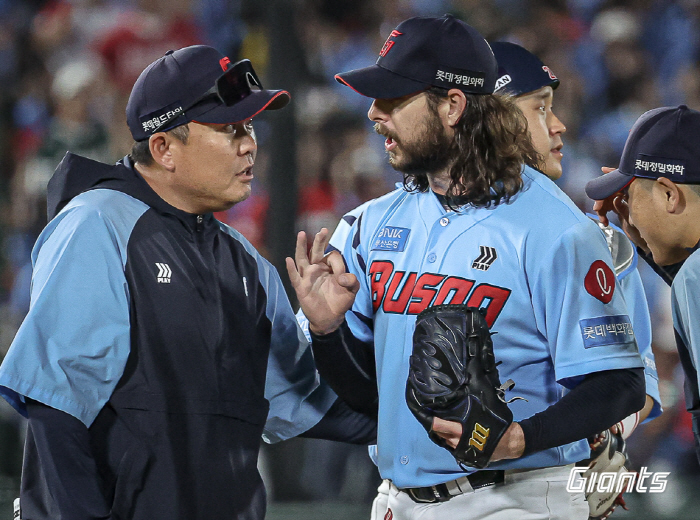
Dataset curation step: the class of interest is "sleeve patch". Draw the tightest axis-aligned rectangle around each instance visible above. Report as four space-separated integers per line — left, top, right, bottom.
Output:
584 260 615 303
579 315 635 348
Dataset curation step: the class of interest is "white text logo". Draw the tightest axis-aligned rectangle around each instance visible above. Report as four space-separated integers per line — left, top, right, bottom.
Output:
567 466 670 494
156 263 172 283
495 74 512 91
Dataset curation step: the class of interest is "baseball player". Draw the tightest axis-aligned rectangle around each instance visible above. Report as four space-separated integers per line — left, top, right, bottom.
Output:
315 43 661 435
288 15 646 520
304 40 663 520
492 42 661 519
586 105 700 465
491 42 660 432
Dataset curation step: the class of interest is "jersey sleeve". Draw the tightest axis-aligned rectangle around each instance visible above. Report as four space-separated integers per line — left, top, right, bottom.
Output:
528 220 645 386
618 266 662 421
340 213 376 343
671 255 700 409
327 201 372 254
0 199 138 427
256 256 337 444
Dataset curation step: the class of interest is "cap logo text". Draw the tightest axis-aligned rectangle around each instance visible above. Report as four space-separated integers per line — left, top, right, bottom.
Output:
542 66 557 80
435 69 484 88
140 102 184 134
635 154 685 177
379 30 403 57
495 74 512 91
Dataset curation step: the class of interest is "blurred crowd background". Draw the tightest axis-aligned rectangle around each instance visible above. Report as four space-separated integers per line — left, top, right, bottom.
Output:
0 0 699 518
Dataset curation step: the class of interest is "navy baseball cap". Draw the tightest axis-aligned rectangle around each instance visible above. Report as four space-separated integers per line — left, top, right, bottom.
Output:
127 45 290 141
335 14 497 99
491 42 559 96
585 105 700 200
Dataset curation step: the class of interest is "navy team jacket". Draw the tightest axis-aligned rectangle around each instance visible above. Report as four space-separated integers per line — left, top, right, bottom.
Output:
0 153 339 519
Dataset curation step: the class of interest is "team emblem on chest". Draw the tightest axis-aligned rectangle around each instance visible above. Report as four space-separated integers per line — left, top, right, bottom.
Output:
368 260 512 327
472 246 498 271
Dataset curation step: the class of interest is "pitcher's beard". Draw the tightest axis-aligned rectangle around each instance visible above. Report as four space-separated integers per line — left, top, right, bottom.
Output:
375 114 455 180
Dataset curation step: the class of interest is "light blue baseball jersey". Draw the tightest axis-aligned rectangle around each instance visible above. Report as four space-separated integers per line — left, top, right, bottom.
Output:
670 247 700 458
336 166 644 488
319 205 662 424
588 217 662 422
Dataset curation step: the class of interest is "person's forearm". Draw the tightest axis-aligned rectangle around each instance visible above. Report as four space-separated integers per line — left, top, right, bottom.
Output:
519 368 645 456
613 394 654 439
24 400 111 520
299 397 377 444
310 320 379 416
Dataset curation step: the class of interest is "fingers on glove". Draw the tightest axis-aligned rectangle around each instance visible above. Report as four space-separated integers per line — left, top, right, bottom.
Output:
431 417 462 449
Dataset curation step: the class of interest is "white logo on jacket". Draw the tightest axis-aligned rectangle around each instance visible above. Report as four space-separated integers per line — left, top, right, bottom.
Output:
156 262 172 283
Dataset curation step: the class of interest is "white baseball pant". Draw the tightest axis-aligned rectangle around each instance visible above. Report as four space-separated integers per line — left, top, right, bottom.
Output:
370 465 588 520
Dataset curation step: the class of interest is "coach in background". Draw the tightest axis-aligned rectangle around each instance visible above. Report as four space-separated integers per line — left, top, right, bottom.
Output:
587 105 700 466
288 15 646 520
0 45 375 520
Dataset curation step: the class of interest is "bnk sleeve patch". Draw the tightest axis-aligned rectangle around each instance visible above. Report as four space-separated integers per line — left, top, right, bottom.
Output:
579 315 635 348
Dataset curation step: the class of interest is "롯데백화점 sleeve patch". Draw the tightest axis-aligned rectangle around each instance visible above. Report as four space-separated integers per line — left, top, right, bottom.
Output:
579 315 635 348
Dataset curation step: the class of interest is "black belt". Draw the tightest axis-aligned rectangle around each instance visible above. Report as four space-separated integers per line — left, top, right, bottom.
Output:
404 470 505 503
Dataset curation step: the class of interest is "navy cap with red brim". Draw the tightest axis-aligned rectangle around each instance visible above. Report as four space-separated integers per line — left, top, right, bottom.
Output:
190 89 290 125
143 89 289 139
585 105 700 200
334 15 498 99
585 169 635 200
335 65 429 99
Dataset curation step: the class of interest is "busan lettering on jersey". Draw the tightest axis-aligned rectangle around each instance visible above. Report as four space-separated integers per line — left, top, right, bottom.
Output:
369 259 511 327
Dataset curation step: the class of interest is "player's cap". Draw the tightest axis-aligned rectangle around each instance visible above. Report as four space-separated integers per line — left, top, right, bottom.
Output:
586 105 700 200
491 42 560 96
334 14 497 99
127 45 290 141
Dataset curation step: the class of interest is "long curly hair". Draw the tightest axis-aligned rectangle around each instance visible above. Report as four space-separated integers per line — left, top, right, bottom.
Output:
403 88 542 208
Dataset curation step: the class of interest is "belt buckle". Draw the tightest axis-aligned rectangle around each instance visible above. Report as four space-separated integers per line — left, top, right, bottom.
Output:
407 485 450 504
407 488 435 504
467 470 505 490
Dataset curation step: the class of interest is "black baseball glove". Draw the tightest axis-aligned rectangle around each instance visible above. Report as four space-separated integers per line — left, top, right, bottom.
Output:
406 304 519 469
